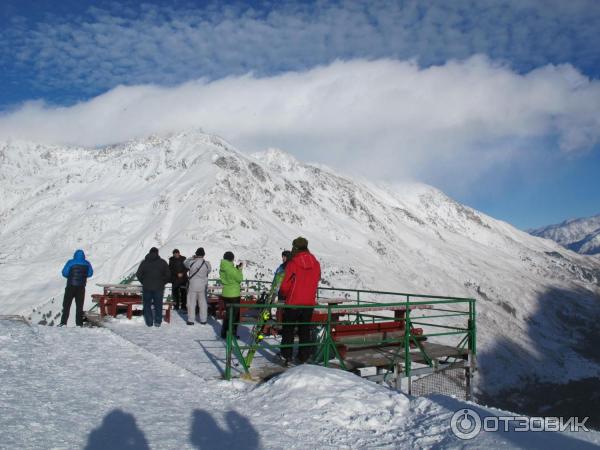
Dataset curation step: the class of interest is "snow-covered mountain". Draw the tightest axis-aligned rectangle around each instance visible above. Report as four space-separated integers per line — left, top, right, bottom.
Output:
530 215 600 256
1 129 599 416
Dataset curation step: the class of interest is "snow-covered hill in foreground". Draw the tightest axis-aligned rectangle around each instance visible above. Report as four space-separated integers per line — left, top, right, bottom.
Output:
1 130 600 416
2 317 599 449
530 215 600 256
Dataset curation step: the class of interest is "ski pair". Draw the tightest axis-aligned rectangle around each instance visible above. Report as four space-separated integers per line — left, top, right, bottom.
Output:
243 278 283 367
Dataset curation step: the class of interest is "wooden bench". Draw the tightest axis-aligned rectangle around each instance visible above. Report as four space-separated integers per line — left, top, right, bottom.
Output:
331 320 424 358
329 342 468 371
92 294 173 323
117 300 174 323
308 302 429 359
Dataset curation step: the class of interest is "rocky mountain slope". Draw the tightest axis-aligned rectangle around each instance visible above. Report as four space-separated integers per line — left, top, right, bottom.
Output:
1 130 599 408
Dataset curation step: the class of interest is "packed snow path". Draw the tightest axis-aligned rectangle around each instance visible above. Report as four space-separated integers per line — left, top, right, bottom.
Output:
101 312 279 379
2 317 599 450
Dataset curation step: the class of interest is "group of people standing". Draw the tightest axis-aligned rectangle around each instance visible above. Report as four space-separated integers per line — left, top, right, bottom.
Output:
167 247 213 325
136 246 213 327
59 236 321 365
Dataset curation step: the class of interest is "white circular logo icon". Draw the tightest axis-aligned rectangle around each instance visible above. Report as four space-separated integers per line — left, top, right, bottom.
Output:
451 408 482 440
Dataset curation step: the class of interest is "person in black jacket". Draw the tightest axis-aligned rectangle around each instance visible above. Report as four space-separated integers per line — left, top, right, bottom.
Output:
168 249 188 310
59 249 94 327
136 247 170 327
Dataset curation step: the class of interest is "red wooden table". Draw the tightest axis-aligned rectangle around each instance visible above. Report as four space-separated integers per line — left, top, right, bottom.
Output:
92 284 172 323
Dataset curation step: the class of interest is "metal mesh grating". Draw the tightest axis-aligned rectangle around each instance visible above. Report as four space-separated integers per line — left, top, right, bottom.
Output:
411 367 467 399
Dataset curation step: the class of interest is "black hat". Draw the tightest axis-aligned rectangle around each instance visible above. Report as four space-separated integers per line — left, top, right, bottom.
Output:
150 247 159 254
173 249 180 254
195 247 205 257
292 237 308 251
282 250 292 259
223 251 234 261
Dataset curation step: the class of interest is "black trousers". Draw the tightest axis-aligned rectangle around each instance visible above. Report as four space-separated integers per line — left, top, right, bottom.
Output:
281 308 314 362
61 285 85 326
221 297 241 338
172 285 187 309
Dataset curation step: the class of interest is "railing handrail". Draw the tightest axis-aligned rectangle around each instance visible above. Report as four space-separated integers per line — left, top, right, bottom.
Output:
207 278 475 303
221 298 475 309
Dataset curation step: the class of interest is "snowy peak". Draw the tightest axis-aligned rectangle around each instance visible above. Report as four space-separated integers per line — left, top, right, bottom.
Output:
530 214 600 255
251 147 301 172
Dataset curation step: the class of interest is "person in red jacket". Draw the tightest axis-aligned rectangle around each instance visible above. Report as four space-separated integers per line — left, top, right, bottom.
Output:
279 236 321 365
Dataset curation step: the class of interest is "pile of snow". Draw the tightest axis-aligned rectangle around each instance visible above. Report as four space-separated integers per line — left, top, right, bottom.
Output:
246 365 409 432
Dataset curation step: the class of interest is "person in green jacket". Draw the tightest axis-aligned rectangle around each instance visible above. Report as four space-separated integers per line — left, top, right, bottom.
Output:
219 251 244 339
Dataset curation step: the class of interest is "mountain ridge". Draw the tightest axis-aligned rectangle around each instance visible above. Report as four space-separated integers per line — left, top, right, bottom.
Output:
1 129 599 405
530 214 600 256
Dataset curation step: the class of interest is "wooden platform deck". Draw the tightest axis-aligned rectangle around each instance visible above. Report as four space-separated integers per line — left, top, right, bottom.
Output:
246 342 468 380
327 342 467 371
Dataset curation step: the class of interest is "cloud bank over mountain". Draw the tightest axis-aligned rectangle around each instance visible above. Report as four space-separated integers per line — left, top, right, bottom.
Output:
1 57 599 192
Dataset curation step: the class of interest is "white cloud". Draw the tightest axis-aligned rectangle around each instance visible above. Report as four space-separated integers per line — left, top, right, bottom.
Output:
0 57 599 192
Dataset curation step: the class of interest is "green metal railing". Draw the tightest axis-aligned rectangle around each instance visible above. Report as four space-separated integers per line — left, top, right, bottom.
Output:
223 287 476 381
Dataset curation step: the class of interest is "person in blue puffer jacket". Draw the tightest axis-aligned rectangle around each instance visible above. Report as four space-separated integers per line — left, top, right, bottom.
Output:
59 249 93 327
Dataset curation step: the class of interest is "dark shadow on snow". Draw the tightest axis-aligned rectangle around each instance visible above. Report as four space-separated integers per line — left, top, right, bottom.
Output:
197 340 227 377
85 409 149 450
477 285 600 430
190 409 260 450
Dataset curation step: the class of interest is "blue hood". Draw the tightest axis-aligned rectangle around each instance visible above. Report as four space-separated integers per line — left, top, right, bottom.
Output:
62 249 93 282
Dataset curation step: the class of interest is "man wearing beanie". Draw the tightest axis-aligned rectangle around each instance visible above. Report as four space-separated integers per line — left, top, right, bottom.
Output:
136 247 171 327
279 236 321 365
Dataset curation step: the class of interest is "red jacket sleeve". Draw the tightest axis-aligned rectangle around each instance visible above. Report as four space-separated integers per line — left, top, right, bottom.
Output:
279 259 296 298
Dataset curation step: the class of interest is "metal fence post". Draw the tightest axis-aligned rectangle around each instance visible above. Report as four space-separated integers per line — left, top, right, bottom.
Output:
324 304 332 367
225 304 233 380
404 304 411 395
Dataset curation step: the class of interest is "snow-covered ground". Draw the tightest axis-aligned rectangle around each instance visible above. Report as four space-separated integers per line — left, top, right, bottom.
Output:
1 316 599 450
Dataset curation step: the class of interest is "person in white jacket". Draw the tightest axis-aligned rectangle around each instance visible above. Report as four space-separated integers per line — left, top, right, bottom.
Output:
184 247 212 325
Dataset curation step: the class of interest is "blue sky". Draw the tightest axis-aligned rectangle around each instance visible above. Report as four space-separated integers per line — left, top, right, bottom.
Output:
1 0 599 229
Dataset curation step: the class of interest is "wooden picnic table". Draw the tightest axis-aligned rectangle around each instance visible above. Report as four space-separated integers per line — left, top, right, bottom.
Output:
92 284 173 323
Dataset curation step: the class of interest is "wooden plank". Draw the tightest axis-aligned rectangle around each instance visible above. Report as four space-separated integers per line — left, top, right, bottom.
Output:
329 342 468 371
233 342 472 380
413 342 468 362
330 347 404 370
